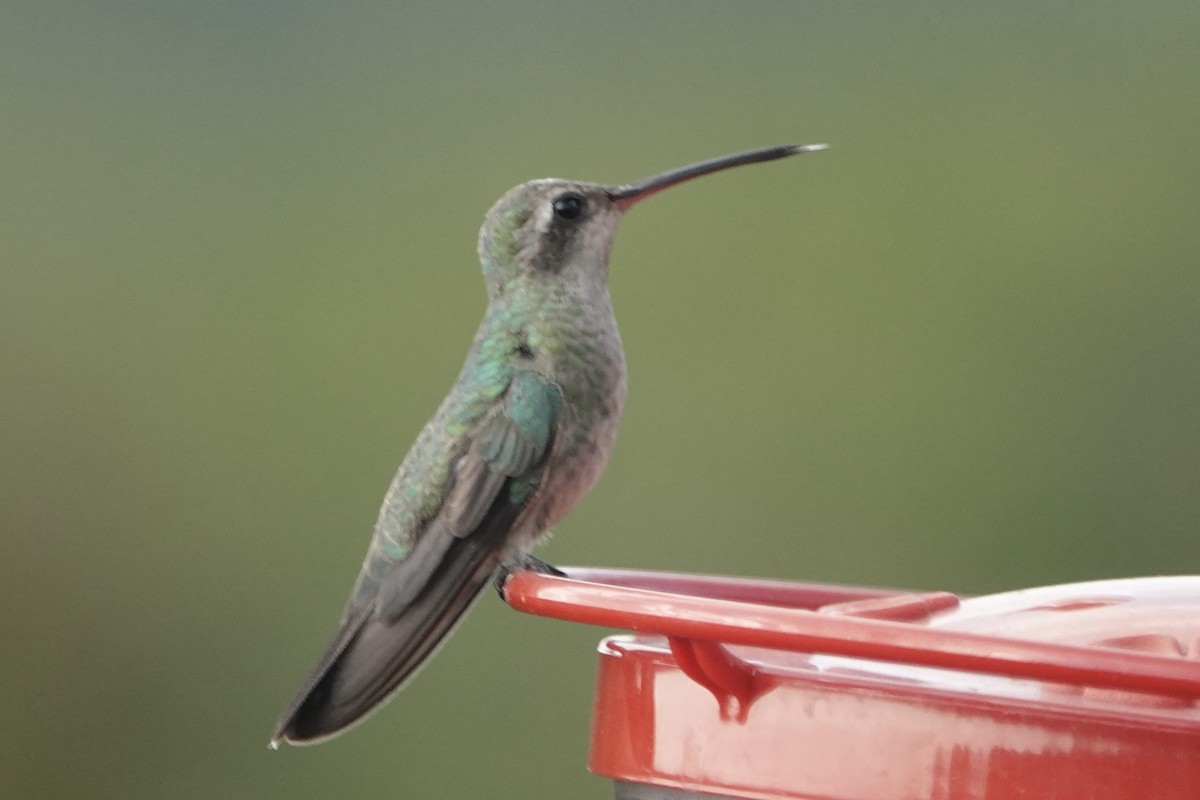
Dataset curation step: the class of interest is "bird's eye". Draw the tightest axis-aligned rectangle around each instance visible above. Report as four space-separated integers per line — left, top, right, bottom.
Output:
552 193 586 220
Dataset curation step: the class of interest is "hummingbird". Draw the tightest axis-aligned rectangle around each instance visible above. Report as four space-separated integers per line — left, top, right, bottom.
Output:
270 143 828 747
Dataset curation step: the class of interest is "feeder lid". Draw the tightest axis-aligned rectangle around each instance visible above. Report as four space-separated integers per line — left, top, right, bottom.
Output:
505 570 1200 800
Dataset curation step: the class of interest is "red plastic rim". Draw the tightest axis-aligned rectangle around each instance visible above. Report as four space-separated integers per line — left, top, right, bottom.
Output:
505 568 1200 800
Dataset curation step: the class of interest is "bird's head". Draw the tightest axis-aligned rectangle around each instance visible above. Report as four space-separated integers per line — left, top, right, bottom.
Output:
476 144 829 300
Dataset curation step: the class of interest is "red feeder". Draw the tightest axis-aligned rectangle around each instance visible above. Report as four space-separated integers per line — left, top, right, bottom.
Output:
504 569 1200 800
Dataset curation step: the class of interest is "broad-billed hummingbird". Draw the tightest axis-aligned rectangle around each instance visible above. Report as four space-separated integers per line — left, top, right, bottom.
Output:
271 143 827 747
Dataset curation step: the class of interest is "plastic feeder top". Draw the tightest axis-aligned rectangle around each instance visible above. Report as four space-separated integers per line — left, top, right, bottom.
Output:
505 569 1200 800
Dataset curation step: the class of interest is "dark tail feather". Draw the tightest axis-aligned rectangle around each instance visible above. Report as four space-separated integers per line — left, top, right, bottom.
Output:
270 529 504 747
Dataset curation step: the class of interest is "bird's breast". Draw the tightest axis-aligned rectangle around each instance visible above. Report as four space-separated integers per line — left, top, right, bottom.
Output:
525 308 627 537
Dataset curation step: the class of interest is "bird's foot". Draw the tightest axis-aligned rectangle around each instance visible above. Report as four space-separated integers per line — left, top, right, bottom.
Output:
493 554 567 601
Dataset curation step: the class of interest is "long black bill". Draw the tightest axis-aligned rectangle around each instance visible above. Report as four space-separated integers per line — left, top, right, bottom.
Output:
608 143 828 209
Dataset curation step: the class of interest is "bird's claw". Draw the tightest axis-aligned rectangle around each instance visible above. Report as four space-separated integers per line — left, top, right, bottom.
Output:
493 555 567 601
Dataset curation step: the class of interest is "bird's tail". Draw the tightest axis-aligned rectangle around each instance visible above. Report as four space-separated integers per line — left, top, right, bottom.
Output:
270 527 504 747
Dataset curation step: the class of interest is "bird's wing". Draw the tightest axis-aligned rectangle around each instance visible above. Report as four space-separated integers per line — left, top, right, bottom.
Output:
374 368 560 619
271 370 562 745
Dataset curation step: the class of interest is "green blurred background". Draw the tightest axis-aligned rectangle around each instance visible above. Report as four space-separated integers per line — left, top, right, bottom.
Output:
3 2 1199 797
